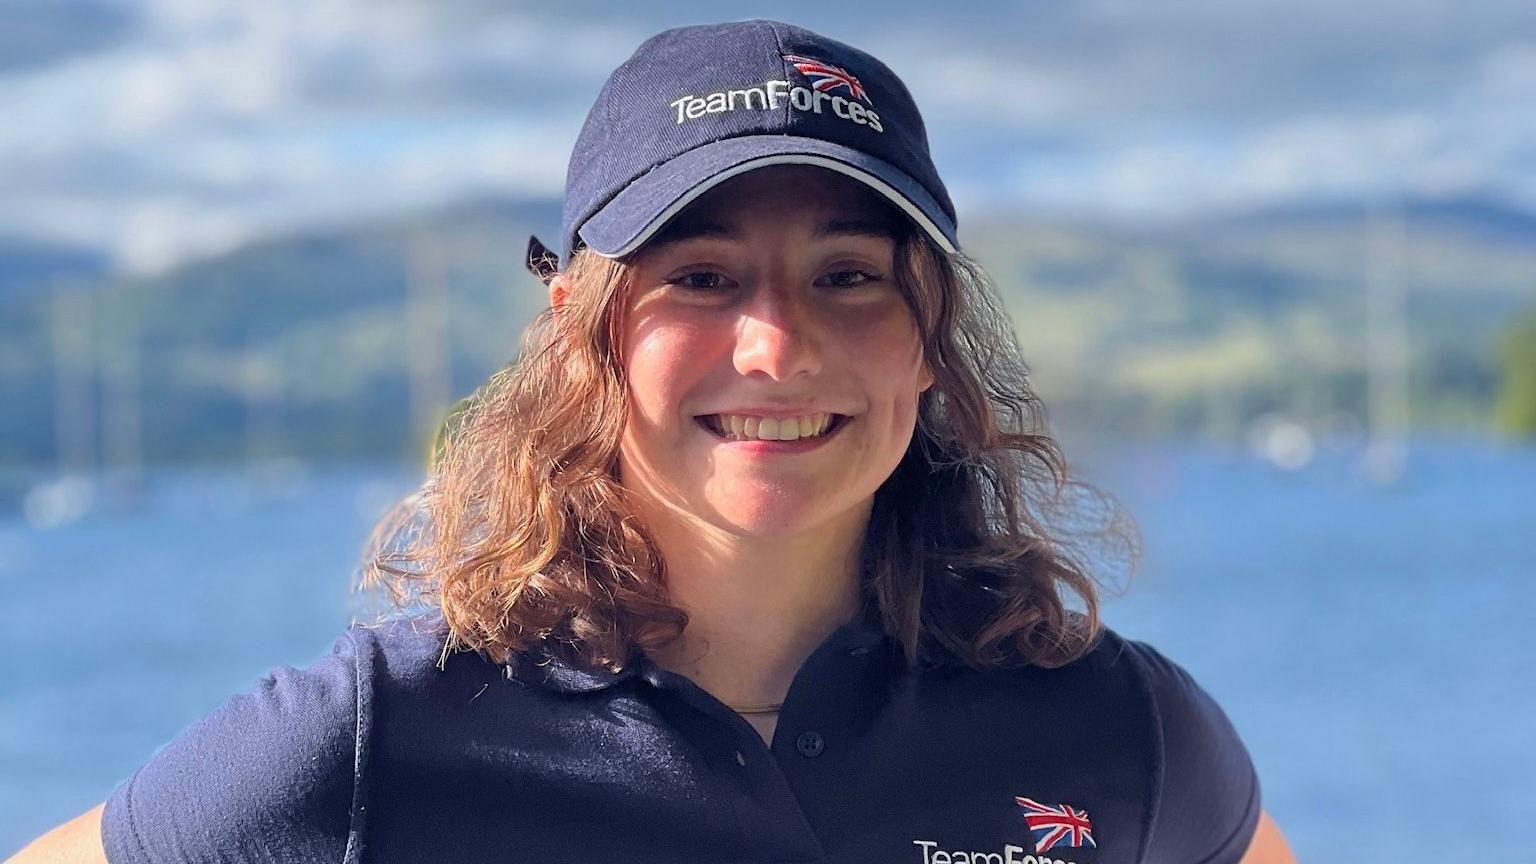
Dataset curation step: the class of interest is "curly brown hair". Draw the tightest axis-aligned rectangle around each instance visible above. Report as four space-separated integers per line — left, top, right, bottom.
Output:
360 222 1136 673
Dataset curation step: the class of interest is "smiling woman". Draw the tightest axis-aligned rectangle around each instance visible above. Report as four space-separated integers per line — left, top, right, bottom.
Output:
10 18 1292 864
619 169 934 574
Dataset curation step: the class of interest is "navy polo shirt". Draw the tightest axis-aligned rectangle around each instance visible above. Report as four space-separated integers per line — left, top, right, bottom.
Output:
101 610 1261 864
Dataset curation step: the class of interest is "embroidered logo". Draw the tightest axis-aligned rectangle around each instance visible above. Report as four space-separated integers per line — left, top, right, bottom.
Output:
782 53 871 104
910 839 1078 864
1015 798 1097 853
666 54 883 132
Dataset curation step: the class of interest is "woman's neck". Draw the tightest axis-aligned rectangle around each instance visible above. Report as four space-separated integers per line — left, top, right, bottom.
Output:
641 500 869 713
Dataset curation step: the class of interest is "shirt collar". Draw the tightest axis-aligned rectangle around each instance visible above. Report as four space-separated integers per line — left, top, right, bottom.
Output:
512 600 895 695
509 646 648 693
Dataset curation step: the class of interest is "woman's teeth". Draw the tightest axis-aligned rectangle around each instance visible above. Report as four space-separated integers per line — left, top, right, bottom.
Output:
705 413 837 441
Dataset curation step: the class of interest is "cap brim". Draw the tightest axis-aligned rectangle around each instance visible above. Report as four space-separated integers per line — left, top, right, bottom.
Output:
575 135 958 263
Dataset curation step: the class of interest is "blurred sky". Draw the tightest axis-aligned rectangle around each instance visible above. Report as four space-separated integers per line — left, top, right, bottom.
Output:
3 0 1535 275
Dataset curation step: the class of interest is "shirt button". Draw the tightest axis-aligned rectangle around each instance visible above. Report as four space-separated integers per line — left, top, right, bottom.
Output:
795 731 825 758
734 750 747 767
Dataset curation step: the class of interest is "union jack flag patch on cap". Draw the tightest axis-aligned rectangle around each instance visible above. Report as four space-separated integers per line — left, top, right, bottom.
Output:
1015 797 1097 852
782 53 871 104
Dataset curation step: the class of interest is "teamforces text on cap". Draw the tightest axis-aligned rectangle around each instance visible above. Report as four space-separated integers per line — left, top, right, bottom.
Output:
669 54 884 132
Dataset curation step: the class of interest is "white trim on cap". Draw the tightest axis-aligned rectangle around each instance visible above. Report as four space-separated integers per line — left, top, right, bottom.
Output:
595 154 958 259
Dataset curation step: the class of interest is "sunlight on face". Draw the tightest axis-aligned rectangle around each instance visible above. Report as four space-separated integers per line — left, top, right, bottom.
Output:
617 164 934 541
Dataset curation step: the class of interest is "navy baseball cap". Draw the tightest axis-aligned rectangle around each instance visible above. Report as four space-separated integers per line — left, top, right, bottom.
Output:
535 19 960 273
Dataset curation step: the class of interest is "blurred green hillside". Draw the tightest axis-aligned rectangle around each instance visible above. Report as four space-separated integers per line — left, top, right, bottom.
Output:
3 195 1533 467
1495 311 1536 438
970 199 1536 444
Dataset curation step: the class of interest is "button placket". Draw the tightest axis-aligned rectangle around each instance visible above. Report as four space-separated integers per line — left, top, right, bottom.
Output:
771 628 889 767
794 730 825 758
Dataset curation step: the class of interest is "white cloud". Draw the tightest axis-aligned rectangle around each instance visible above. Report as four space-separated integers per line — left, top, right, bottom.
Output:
0 0 639 273
2 0 1535 271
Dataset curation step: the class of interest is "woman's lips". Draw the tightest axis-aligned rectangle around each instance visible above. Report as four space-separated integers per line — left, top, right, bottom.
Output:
699 412 843 440
697 412 854 451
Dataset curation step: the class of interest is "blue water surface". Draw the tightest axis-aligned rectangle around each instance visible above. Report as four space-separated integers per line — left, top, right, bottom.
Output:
2 440 1532 859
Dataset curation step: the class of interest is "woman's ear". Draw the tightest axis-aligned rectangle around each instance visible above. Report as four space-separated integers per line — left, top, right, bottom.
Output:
549 274 570 308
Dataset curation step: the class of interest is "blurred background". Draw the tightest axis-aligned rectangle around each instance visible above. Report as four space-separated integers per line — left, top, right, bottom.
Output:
3 0 1534 858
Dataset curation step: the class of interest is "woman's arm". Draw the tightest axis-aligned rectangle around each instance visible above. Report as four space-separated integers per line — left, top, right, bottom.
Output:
5 805 107 864
1239 810 1296 864
11 630 364 864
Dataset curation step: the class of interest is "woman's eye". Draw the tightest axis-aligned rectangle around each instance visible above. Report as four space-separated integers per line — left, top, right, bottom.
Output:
662 267 881 293
822 269 881 289
669 271 730 291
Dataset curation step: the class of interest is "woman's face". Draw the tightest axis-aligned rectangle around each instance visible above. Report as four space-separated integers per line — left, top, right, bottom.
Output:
616 164 933 539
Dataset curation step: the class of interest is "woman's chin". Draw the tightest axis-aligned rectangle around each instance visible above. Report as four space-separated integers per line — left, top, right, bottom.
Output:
697 486 869 540
707 507 822 539
692 494 829 539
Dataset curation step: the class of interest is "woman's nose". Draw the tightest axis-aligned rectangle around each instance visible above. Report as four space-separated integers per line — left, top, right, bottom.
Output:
732 285 824 382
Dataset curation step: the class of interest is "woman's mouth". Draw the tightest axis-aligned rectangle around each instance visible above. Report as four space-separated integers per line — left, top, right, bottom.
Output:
695 412 850 443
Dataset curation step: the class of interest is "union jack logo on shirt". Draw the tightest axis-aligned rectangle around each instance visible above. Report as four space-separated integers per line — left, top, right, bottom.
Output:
782 53 871 104
1015 797 1097 852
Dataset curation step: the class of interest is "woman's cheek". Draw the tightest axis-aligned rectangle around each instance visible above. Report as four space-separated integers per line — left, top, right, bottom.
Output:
837 302 926 373
626 326 716 419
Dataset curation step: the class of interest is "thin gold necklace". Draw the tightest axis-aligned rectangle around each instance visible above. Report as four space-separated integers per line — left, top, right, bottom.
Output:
729 702 784 714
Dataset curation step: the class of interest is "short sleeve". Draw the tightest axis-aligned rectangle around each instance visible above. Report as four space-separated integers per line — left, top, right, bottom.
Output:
101 631 365 864
1129 640 1262 864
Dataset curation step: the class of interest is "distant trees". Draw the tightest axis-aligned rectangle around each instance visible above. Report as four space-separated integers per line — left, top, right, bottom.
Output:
1495 310 1536 438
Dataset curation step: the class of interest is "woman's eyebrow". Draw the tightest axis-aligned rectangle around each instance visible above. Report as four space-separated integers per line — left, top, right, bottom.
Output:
648 218 738 252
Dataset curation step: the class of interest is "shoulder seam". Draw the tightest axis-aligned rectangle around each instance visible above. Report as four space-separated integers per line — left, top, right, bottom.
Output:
340 628 372 864
113 765 152 863
1124 640 1163 864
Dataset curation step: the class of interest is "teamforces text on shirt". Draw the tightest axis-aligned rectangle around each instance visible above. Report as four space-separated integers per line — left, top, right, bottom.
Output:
912 839 1081 864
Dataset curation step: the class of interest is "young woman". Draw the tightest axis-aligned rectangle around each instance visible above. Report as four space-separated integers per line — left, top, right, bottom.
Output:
13 19 1294 864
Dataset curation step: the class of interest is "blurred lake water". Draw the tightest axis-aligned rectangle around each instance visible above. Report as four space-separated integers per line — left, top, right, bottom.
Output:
2 439 1531 859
